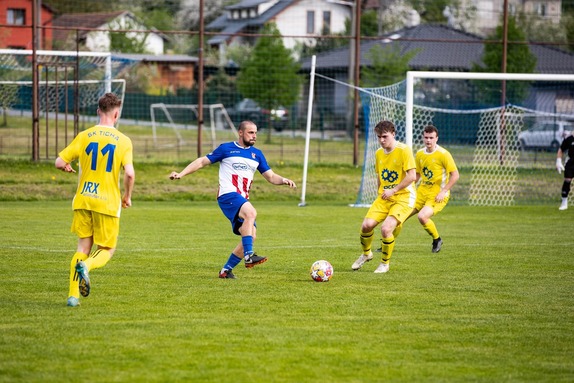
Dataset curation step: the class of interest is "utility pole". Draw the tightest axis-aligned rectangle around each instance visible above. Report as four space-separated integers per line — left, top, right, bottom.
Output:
32 0 40 161
353 0 361 166
197 0 205 158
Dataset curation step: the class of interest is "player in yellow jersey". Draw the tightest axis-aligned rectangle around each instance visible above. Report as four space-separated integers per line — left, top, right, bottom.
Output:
55 93 135 307
352 120 416 273
411 125 459 253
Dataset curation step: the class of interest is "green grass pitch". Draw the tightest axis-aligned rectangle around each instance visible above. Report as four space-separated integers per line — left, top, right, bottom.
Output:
0 201 573 382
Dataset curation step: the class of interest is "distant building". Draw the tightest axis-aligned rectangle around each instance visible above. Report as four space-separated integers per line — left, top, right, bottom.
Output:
0 0 56 50
207 0 352 51
301 23 574 116
53 11 166 54
475 0 562 34
114 53 198 93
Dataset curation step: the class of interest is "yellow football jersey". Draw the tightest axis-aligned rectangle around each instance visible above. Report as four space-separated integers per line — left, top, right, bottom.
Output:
375 142 416 199
415 145 458 195
59 125 133 217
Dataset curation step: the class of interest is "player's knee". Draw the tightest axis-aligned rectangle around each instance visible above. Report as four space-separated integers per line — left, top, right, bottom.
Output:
381 226 394 238
360 222 375 233
242 208 257 221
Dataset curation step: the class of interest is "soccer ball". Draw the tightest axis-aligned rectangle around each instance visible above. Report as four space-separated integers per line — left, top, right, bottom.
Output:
310 260 333 282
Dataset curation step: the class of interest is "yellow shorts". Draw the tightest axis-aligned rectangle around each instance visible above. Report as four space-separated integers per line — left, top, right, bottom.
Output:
414 187 449 215
71 209 119 248
365 196 414 224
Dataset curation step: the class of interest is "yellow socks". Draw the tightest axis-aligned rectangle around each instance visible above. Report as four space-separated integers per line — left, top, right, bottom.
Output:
360 229 374 254
422 220 439 240
68 252 88 298
83 249 112 271
381 236 395 264
393 224 403 238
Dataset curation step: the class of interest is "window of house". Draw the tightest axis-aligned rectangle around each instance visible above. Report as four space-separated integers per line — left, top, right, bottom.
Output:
322 11 331 34
7 8 26 25
307 11 315 34
536 3 546 16
249 8 257 18
508 4 516 15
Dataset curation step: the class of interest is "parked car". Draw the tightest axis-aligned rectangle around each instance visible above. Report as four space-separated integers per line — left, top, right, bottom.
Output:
518 120 574 151
227 98 289 131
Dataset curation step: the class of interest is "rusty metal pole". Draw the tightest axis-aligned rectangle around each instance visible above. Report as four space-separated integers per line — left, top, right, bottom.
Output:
501 0 508 103
32 0 40 161
500 0 509 165
352 0 361 166
197 0 205 158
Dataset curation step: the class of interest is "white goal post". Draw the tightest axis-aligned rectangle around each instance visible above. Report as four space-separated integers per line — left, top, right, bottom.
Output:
354 70 574 207
405 71 574 147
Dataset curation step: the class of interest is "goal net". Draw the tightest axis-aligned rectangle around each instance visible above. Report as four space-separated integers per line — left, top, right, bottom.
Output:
357 71 574 207
150 103 237 149
0 49 133 119
0 79 126 114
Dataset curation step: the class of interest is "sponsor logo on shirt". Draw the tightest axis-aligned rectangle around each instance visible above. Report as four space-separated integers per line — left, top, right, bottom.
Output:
233 163 249 171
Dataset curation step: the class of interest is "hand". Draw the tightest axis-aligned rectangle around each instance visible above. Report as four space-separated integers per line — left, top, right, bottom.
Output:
169 172 181 180
556 158 565 174
122 196 132 208
381 188 395 200
282 178 297 188
435 190 447 203
61 163 76 173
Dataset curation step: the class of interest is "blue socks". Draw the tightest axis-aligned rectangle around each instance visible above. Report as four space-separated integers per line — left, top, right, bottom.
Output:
223 254 242 271
222 236 254 271
242 235 254 258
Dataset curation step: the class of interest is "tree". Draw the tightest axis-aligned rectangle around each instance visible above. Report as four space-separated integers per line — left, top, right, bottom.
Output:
236 23 302 142
109 19 150 54
472 16 537 105
565 12 574 52
361 44 419 87
44 0 111 14
178 0 229 30
408 0 450 22
517 11 569 46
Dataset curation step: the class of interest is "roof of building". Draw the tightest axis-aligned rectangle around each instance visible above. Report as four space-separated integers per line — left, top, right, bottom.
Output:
112 53 198 63
206 0 295 45
301 23 574 74
52 11 167 43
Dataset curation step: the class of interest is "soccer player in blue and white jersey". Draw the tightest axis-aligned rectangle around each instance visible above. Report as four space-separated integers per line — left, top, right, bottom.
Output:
169 120 297 279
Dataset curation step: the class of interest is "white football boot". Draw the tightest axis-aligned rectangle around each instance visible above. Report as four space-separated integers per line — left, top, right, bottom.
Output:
374 262 390 273
352 251 373 270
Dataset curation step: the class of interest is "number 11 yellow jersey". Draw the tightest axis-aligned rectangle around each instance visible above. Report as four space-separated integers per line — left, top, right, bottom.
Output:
59 125 133 217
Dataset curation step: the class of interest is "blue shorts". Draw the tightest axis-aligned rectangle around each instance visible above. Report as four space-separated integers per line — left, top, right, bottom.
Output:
217 192 255 235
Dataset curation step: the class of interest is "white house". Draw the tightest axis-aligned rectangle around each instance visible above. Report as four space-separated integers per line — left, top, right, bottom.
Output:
207 0 352 51
53 11 166 55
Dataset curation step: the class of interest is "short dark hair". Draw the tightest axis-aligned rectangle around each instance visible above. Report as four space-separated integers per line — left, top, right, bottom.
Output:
423 125 439 136
98 93 122 113
238 120 256 131
374 120 395 135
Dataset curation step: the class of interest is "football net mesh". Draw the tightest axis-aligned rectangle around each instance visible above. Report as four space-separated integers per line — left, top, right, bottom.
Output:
0 79 126 113
149 103 237 149
355 77 574 206
0 49 134 114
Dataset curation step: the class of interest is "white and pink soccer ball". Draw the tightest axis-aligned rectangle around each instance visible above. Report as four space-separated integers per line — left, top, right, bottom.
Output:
310 260 333 282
